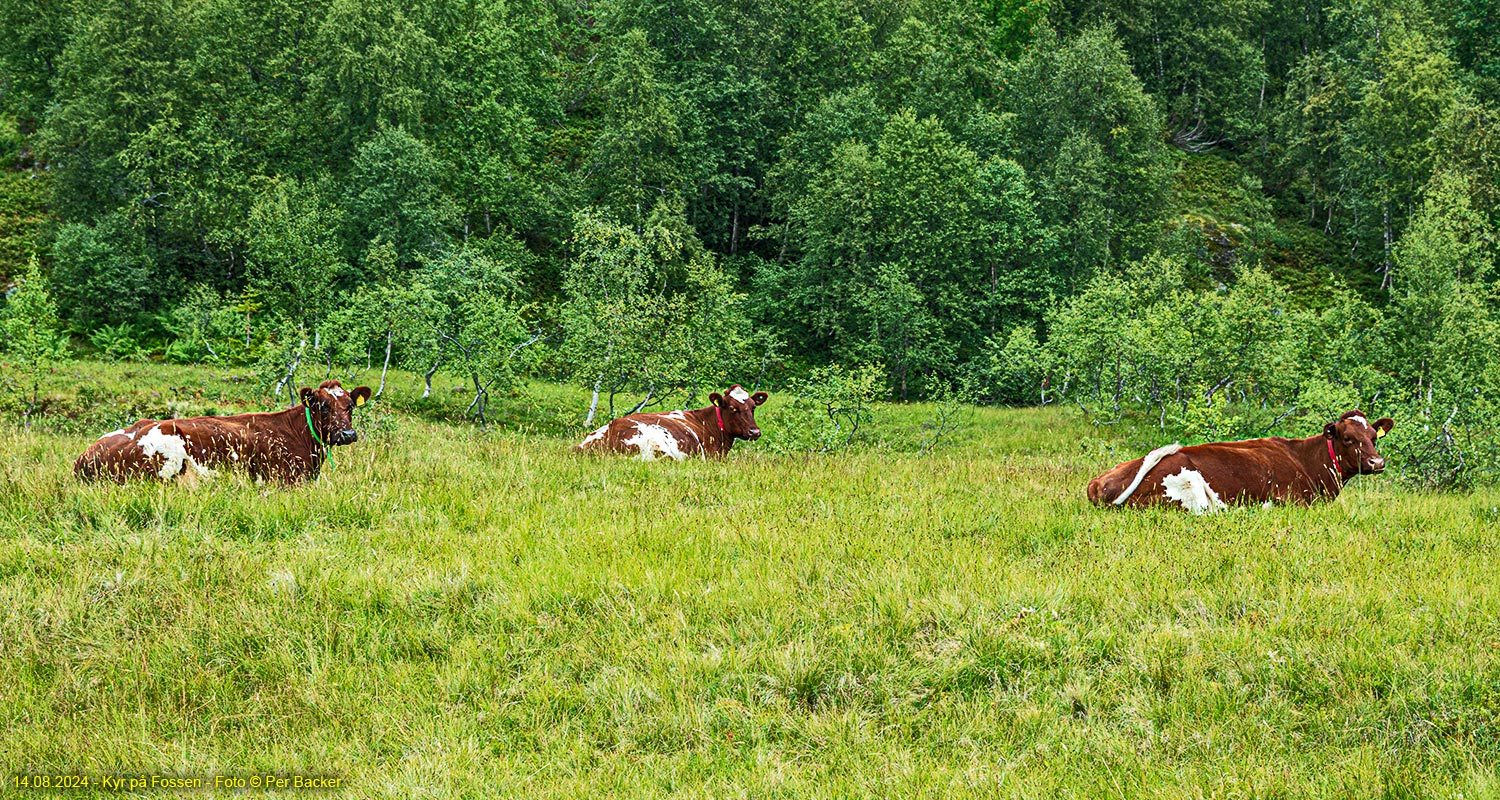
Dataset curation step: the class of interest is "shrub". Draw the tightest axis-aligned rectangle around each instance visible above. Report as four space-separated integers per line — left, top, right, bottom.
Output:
0 257 67 424
761 363 885 454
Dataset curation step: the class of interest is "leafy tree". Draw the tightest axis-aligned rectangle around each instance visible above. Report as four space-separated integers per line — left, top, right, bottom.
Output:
976 0 1052 58
0 257 67 424
244 178 347 329
433 0 561 241
561 203 750 423
343 127 455 269
309 0 439 153
1387 169 1497 410
39 0 186 223
410 242 536 423
1341 19 1459 285
50 212 155 330
162 284 246 363
585 29 684 228
1003 24 1175 283
1053 0 1269 147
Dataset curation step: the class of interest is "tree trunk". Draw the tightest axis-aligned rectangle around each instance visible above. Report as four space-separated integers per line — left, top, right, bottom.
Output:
377 329 393 398
467 373 486 424
274 337 306 397
585 373 604 426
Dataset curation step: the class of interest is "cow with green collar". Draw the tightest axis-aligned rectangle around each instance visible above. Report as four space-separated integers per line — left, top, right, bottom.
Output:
75 380 371 484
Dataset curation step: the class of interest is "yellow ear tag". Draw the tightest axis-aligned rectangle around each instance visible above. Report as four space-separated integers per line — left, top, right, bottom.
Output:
1376 427 1385 438
355 395 367 407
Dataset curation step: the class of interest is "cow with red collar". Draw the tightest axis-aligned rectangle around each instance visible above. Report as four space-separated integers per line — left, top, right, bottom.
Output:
575 384 769 460
75 380 372 484
1087 410 1395 513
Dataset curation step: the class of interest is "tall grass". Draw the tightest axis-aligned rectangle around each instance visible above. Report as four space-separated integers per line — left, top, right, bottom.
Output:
2 363 1498 797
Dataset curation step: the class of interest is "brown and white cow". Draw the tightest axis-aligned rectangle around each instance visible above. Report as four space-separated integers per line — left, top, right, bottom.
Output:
1087 410 1394 513
75 380 372 484
575 384 769 460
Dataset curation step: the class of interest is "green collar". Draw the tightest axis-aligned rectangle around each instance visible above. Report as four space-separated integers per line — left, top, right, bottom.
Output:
305 405 333 471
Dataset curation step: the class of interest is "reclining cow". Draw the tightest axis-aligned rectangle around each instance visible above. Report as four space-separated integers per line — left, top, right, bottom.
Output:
75 380 371 484
1087 410 1394 513
575 384 768 460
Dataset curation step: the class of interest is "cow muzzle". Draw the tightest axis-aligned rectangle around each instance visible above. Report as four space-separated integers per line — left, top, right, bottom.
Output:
333 429 358 446
747 427 761 440
1367 456 1385 473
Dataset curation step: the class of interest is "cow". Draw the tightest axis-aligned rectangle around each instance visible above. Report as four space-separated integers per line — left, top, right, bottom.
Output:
575 384 769 460
1087 410 1395 513
74 380 372 484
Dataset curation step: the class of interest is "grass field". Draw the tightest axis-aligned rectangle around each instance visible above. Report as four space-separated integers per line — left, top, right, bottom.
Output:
3 362 1499 797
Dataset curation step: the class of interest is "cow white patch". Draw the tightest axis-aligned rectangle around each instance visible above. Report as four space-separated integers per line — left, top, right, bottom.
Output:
1350 415 1368 428
660 411 703 454
729 386 750 402
102 429 136 441
580 425 610 447
1161 468 1227 514
327 386 345 397
1113 443 1183 505
137 426 210 479
623 421 687 461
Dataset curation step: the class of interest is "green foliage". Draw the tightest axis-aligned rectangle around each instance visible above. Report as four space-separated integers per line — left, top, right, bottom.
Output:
1045 255 1372 432
560 204 751 419
0 163 47 284
1388 169 1499 414
50 213 155 330
162 284 252 364
585 29 684 228
977 0 1052 57
343 127 455 268
86 322 151 362
760 362 885 453
0 257 67 422
411 242 536 423
1053 0 1269 146
0 0 1495 438
245 179 347 327
763 109 1053 398
971 324 1049 406
1002 24 1176 281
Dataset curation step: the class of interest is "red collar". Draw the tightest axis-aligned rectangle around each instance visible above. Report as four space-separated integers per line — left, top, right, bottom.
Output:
1327 437 1341 475
714 405 724 431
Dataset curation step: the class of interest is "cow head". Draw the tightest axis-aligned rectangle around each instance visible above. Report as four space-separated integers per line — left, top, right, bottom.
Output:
709 384 769 441
1324 410 1394 474
300 380 373 446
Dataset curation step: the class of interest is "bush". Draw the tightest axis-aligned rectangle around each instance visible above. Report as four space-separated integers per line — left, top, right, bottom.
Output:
760 363 885 454
970 325 1048 405
50 213 156 330
0 258 67 423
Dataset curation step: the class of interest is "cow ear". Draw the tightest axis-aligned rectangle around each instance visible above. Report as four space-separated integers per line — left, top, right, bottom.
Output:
352 386 372 407
752 391 768 406
1324 422 1337 438
709 392 724 407
1375 417 1393 437
299 387 316 406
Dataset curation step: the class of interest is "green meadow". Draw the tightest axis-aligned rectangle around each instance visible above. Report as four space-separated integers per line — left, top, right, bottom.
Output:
3 363 1499 798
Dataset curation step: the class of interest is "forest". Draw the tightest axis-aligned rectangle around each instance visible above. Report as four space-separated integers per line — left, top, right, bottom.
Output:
1 0 1498 480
